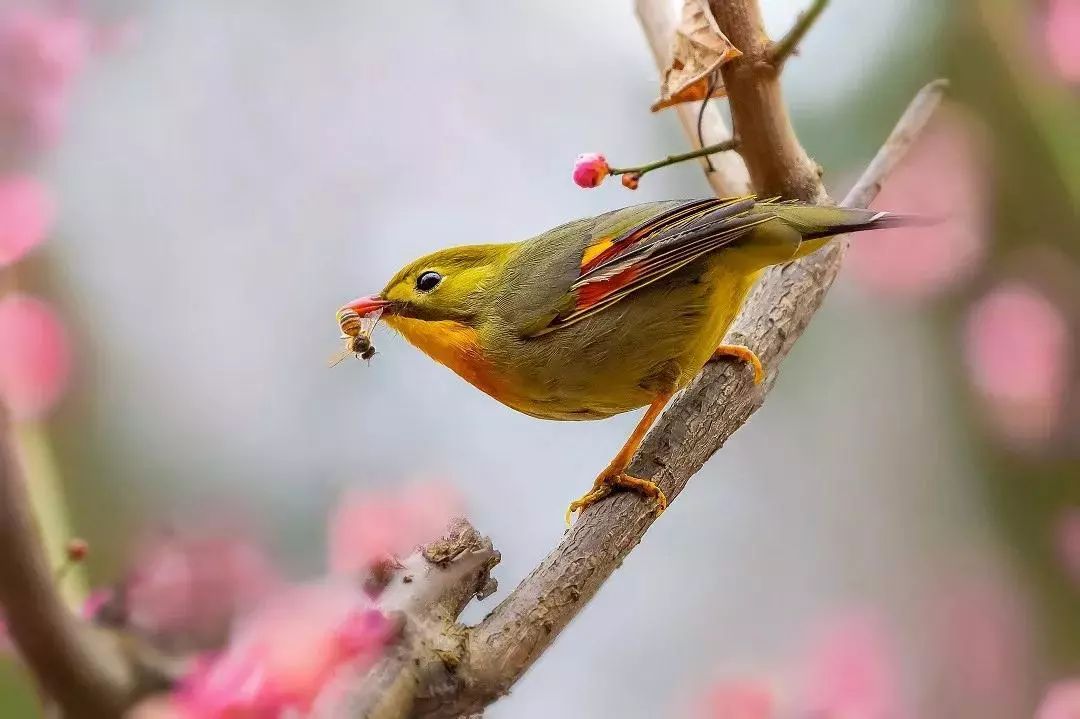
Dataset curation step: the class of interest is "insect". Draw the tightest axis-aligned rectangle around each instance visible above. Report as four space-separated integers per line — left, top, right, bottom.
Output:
329 306 383 367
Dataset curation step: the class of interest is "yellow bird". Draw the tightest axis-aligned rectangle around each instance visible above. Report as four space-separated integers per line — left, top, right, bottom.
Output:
340 197 907 522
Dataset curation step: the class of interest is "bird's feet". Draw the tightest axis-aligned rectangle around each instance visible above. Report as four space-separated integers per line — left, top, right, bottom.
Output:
710 343 765 385
565 471 669 525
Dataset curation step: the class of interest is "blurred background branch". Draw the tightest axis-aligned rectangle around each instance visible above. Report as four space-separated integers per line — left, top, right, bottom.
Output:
0 402 130 718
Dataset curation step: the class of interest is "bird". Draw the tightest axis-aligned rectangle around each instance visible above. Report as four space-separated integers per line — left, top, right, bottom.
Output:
339 196 912 523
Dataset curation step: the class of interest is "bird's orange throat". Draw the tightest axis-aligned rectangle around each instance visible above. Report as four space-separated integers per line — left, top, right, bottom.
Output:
384 316 504 398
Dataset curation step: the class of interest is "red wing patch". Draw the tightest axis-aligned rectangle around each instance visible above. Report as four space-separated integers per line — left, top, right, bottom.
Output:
574 266 643 311
579 198 719 276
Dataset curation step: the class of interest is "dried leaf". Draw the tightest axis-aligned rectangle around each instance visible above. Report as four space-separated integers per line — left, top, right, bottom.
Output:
652 0 741 112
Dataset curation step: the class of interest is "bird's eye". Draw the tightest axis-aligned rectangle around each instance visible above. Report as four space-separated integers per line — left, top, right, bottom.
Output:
415 271 443 292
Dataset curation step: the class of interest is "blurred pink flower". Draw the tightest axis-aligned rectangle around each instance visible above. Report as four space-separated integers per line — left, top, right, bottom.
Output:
0 175 53 266
81 588 113 621
846 108 988 301
124 532 282 649
797 613 905 719
328 482 461 577
175 582 394 718
0 6 91 155
963 282 1071 446
572 152 610 188
925 574 1033 715
696 678 775 719
1055 508 1080 589
1037 680 1080 719
1043 0 1080 83
0 293 70 420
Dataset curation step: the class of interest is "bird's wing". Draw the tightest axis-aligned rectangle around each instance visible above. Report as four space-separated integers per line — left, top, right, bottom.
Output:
531 196 774 335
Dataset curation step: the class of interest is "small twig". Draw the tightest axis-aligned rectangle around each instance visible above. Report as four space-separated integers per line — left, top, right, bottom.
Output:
633 0 751 196
0 404 132 717
608 138 739 181
696 71 720 171
769 0 830 67
842 79 949 209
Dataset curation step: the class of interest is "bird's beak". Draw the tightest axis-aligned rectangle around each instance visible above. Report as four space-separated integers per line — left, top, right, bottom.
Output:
342 294 392 315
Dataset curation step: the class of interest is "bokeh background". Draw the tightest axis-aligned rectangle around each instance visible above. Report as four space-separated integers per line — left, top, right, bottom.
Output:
1 0 1078 716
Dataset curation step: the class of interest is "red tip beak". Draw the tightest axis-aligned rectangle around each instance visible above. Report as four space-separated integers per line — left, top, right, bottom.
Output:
342 295 391 315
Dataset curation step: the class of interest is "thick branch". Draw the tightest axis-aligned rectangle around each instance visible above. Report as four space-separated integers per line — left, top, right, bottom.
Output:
0 405 132 717
711 0 825 200
328 521 499 719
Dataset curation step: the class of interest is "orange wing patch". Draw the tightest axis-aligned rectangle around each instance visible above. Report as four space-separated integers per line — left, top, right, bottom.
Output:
580 236 615 268
579 198 721 276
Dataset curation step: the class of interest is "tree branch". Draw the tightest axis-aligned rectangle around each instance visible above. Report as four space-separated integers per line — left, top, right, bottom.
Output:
0 404 133 717
711 0 826 200
769 0 830 67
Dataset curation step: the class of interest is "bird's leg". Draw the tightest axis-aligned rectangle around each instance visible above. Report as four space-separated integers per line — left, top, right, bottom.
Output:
565 393 673 525
710 344 765 385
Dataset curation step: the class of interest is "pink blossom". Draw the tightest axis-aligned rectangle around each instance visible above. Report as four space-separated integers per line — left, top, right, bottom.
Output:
1037 680 1080 719
0 176 53 266
124 532 282 650
0 293 71 420
1043 0 1080 83
846 108 988 301
328 482 461 577
572 152 610 188
797 613 905 719
1056 508 1080 588
963 282 1071 446
175 582 395 718
0 6 91 156
696 678 775 719
81 588 113 621
925 575 1033 715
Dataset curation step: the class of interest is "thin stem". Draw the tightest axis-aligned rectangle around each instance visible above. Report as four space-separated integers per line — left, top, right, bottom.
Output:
609 138 739 179
769 0 830 67
696 71 719 172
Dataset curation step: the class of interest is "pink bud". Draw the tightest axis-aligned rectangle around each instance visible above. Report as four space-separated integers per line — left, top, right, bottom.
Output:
0 176 53 267
572 153 609 188
0 294 70 420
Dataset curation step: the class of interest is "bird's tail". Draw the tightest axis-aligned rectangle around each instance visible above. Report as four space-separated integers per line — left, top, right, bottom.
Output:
766 203 936 241
759 203 938 261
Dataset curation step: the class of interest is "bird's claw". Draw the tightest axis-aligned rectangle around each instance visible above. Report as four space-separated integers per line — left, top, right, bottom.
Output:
564 472 668 526
710 344 766 385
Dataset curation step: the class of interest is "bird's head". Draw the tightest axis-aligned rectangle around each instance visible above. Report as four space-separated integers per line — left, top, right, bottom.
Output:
341 244 512 330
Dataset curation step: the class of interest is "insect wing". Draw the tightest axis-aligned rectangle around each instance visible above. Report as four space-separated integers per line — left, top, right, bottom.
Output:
358 307 384 337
